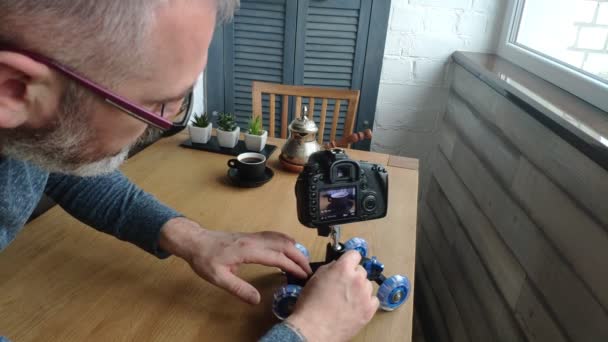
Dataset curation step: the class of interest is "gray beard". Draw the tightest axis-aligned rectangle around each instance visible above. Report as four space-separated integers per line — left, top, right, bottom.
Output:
0 85 134 177
1 125 162 177
69 148 130 177
1 126 131 177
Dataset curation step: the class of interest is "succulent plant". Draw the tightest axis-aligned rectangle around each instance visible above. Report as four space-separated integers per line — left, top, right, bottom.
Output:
191 112 210 128
247 116 264 136
217 112 237 132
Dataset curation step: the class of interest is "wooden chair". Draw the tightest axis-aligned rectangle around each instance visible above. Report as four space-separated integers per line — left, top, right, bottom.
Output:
251 81 361 145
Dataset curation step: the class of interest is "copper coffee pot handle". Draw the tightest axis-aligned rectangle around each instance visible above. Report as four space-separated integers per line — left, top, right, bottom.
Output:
324 129 373 149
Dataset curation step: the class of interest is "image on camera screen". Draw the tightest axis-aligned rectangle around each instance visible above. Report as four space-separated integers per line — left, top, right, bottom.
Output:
319 187 356 221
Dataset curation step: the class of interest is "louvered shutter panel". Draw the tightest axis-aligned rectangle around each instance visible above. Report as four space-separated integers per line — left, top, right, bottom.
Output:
225 0 296 130
206 0 390 150
295 0 372 142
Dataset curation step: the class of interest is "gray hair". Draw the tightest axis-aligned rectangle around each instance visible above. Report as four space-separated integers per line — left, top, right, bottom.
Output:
216 0 241 23
0 0 239 83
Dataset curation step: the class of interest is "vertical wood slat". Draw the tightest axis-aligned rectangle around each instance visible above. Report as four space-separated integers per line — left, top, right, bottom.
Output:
344 94 360 147
330 99 342 142
269 94 276 138
309 97 315 119
252 82 262 121
295 96 303 118
281 95 288 138
318 98 329 144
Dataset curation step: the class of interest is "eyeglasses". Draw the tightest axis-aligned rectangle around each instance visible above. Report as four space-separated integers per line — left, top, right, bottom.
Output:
1 46 195 137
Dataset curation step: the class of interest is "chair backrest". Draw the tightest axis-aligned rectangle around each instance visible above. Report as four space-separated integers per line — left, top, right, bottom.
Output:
251 81 361 145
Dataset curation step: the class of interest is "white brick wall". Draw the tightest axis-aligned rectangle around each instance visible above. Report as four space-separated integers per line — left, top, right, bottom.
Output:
599 3 608 25
578 27 608 50
372 0 506 163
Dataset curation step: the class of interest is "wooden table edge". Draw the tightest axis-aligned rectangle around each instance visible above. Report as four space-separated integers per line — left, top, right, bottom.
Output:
387 155 419 170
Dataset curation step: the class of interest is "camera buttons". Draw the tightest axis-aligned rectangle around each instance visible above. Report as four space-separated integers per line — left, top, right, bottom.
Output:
363 195 377 212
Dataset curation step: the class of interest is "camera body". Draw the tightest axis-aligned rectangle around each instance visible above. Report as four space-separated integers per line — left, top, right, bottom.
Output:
296 149 388 232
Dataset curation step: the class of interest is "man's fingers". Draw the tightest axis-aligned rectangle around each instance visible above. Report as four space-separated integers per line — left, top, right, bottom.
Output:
258 232 313 275
259 231 296 244
282 243 313 275
214 270 261 305
244 249 309 279
314 260 335 276
338 250 362 268
369 296 380 318
364 276 374 297
355 265 368 280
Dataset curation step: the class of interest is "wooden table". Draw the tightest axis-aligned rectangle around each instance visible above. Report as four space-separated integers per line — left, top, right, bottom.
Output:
0 133 419 341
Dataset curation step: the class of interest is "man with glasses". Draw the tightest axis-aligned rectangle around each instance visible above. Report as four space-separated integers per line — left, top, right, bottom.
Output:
0 1 379 341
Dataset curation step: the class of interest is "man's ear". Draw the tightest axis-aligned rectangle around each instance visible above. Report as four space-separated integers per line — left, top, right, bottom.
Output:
0 51 62 129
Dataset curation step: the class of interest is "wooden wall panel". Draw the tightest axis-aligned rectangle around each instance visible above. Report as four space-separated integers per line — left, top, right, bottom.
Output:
418 230 470 342
420 205 495 341
512 158 608 308
452 65 608 228
416 63 608 341
432 151 526 306
414 258 452 342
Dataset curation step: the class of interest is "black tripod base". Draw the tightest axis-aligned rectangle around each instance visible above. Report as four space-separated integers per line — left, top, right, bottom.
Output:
286 242 344 287
286 242 386 286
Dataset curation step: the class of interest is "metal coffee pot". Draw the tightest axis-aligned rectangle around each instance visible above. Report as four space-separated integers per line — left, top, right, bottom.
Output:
279 106 322 172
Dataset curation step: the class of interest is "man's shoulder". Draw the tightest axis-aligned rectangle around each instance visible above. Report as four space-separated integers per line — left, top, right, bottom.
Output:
0 156 49 250
0 155 48 180
0 155 49 204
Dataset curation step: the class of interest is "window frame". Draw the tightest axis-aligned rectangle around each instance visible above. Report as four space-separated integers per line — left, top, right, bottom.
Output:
497 0 608 113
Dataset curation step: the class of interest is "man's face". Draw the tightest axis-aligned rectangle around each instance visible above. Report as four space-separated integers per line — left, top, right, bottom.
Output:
0 0 217 175
88 0 216 159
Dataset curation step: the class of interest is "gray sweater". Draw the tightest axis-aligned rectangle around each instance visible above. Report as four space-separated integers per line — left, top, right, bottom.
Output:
0 156 302 342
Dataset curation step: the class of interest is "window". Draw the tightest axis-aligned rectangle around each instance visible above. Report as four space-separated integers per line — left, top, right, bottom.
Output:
498 0 608 112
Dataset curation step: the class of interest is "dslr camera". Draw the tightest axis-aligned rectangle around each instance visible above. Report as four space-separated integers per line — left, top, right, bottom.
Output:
296 149 388 235
272 149 409 320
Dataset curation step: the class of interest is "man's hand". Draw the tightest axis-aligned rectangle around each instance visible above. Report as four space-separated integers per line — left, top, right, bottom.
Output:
159 217 312 305
286 250 379 342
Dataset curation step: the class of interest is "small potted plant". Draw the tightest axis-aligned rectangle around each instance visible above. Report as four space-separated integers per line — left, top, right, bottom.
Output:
188 112 212 144
216 112 240 148
245 116 267 152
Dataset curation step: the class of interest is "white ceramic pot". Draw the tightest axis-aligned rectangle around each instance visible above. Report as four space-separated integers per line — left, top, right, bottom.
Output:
245 130 268 152
189 123 212 144
217 126 240 148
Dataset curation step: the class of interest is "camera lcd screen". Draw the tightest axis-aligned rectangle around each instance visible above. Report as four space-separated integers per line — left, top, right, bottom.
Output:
319 187 356 222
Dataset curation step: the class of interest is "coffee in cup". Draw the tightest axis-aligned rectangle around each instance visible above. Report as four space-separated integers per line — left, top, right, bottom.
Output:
227 152 267 180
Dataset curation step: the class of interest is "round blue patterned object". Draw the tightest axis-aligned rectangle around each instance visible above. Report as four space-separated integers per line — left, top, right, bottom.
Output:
272 284 303 320
343 237 369 257
294 243 310 261
377 275 411 311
